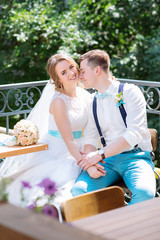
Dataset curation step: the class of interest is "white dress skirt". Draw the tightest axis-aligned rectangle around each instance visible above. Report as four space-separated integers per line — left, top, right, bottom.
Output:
0 87 90 207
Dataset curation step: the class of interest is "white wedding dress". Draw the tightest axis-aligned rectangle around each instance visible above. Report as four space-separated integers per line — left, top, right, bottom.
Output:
0 86 90 206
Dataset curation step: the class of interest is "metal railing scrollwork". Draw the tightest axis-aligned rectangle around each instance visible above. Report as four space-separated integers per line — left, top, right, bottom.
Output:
0 81 48 133
119 79 160 115
0 78 160 164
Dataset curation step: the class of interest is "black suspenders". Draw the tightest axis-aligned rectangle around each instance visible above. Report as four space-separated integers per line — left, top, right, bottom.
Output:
92 83 127 147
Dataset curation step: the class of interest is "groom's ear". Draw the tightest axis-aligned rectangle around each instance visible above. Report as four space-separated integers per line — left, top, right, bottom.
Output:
94 66 101 75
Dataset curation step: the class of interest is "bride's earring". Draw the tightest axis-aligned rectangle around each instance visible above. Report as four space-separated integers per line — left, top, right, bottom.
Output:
50 78 54 84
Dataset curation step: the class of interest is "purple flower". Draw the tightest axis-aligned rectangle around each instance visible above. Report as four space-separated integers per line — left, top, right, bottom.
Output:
21 181 32 189
42 204 58 218
37 178 57 195
28 202 36 210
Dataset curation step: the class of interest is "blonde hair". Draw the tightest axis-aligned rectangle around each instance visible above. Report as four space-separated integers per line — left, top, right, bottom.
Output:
46 54 80 92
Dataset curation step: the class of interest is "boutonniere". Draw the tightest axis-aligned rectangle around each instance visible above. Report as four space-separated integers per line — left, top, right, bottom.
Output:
115 92 125 107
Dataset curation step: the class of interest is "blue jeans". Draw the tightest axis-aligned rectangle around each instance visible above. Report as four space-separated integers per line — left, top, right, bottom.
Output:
71 148 156 205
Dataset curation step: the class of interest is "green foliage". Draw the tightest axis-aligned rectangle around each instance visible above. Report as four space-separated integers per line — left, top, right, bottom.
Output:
0 178 11 202
0 0 98 83
72 0 160 79
0 0 160 84
136 29 160 81
0 0 65 83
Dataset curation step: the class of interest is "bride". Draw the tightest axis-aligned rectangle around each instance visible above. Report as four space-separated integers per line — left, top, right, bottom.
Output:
0 53 105 206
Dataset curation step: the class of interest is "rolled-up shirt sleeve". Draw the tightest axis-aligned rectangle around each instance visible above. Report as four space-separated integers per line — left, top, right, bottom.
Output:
122 84 150 148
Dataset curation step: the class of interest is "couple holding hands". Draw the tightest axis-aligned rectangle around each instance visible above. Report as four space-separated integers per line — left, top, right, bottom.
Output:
0 50 156 206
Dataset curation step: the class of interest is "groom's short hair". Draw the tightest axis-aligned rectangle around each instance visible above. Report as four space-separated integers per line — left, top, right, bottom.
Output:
79 49 110 73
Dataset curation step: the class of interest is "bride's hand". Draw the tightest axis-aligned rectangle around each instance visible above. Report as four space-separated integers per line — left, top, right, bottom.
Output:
87 165 106 178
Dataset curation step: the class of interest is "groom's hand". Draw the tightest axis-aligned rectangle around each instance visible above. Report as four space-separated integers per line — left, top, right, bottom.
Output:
77 151 103 171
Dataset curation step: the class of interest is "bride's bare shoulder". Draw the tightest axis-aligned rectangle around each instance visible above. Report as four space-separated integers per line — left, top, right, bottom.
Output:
49 96 66 114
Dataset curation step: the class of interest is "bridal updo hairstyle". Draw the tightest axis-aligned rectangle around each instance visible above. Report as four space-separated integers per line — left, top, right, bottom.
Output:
46 54 80 92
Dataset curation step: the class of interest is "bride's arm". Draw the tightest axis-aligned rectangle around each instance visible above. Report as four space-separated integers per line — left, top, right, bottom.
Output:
49 98 82 162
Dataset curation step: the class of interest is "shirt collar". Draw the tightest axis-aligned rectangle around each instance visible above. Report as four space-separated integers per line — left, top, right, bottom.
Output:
97 80 119 96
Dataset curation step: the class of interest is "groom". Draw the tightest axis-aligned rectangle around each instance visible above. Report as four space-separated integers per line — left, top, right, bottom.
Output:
71 49 156 205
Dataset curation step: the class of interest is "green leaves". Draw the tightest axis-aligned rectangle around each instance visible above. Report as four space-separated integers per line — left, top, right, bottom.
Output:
0 0 160 84
0 178 11 202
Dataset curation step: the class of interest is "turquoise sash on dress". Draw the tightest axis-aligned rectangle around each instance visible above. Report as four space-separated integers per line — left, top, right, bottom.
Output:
48 130 82 139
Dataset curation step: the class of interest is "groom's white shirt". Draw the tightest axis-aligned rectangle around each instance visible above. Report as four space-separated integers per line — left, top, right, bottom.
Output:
84 80 152 152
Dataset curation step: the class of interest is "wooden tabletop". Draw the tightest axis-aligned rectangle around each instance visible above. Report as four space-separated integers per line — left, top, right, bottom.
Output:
72 197 160 240
0 203 104 240
0 142 48 158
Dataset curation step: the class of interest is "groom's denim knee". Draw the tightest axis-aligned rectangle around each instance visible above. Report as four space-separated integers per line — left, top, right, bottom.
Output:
130 186 155 205
71 181 87 196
